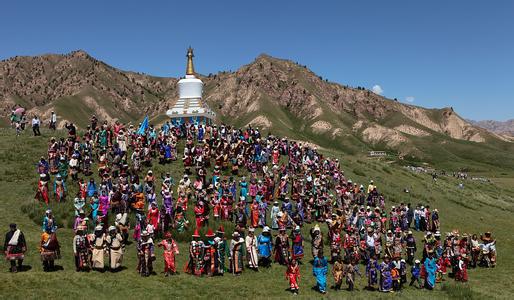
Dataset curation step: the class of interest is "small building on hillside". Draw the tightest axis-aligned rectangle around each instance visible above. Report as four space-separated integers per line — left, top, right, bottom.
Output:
368 150 387 157
166 47 216 125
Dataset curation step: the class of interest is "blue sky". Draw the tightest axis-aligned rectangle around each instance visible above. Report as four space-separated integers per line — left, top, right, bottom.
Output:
1 0 513 120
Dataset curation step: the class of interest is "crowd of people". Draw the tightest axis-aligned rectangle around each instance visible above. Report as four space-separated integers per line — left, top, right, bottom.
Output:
4 115 498 294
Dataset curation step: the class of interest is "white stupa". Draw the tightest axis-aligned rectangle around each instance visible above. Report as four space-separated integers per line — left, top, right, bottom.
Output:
166 47 216 124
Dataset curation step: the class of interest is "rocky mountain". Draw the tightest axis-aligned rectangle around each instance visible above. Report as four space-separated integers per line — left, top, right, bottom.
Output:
1 50 513 166
469 119 514 137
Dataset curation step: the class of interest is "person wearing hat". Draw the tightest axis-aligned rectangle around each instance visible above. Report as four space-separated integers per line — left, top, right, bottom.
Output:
423 250 437 289
157 232 179 276
73 209 88 233
310 224 324 259
203 228 217 276
137 231 155 277
409 259 422 288
73 226 90 272
106 226 124 271
49 111 57 130
257 226 273 268
245 228 259 271
405 231 417 265
366 255 380 290
35 173 50 204
91 225 106 271
4 223 27 273
378 255 393 292
185 229 204 276
213 226 227 275
291 226 304 262
229 231 244 275
42 209 57 233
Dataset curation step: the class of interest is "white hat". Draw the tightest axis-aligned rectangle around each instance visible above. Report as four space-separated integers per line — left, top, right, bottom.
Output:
249 227 255 232
108 226 116 232
415 259 420 264
95 225 103 231
295 225 300 231
263 226 270 233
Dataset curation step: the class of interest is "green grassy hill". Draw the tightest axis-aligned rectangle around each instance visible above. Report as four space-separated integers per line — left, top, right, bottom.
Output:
1 128 513 299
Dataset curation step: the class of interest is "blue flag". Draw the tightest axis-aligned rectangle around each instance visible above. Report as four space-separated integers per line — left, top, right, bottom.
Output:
137 115 149 135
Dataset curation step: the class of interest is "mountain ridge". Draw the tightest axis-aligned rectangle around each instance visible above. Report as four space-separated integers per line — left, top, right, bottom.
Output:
2 50 513 168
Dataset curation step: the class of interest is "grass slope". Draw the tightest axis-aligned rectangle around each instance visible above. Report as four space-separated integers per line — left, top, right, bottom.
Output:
0 128 513 299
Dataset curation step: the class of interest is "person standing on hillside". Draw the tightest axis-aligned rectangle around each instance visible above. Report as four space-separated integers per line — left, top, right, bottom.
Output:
157 232 179 276
31 115 41 136
49 111 57 130
245 227 259 271
4 224 27 273
312 250 328 294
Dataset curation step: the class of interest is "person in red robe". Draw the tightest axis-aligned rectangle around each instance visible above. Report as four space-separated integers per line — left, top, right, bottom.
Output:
35 174 49 204
147 202 160 232
194 201 206 228
250 199 259 228
286 259 300 294
158 232 179 276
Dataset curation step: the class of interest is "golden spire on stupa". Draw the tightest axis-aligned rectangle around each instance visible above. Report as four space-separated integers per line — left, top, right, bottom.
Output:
186 46 195 75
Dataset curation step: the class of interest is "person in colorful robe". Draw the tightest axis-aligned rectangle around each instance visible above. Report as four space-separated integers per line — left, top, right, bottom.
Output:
409 259 423 288
332 256 345 290
185 229 204 276
245 227 259 271
286 259 300 295
158 232 179 276
312 251 328 294
73 227 90 271
35 173 50 204
436 252 451 283
274 228 290 265
174 207 189 233
366 255 380 290
4 224 27 273
379 255 393 292
42 210 57 233
203 229 216 276
147 202 160 233
423 250 437 290
229 231 244 275
213 226 227 275
291 226 304 262
257 226 273 267
106 226 124 271
137 231 155 277
40 228 60 272
455 254 468 282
